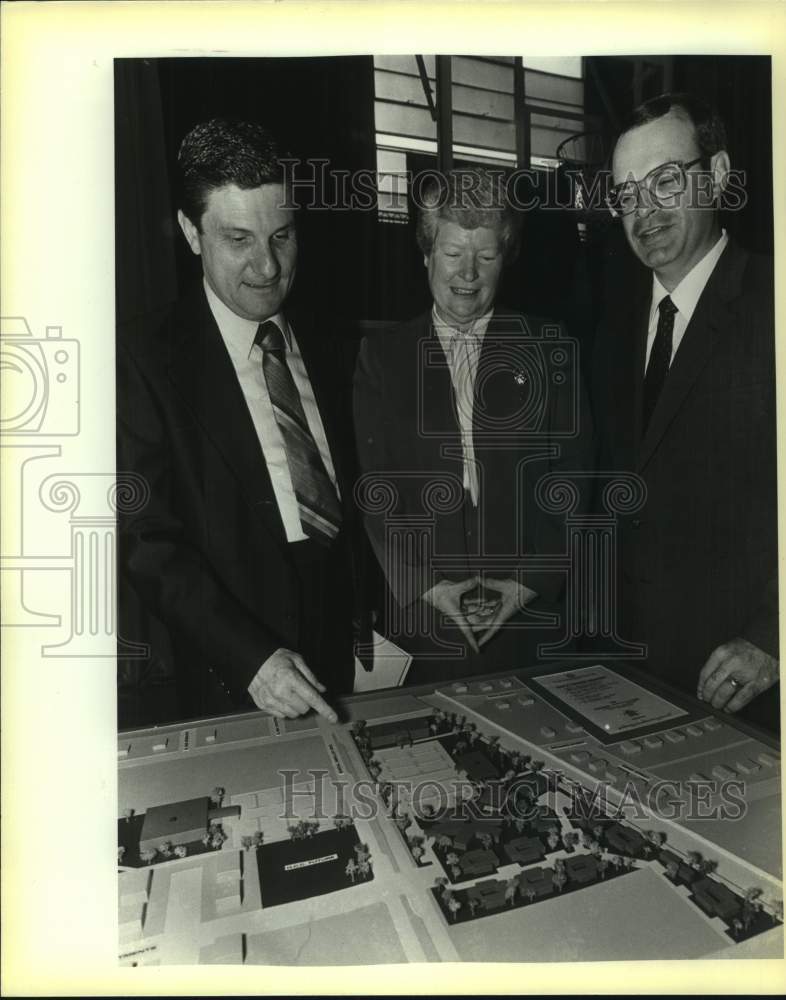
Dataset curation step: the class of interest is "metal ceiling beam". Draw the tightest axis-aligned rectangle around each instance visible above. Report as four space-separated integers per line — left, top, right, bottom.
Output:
435 55 453 173
415 55 437 122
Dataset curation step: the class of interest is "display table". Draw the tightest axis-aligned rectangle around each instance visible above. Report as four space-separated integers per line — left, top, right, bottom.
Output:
117 660 782 965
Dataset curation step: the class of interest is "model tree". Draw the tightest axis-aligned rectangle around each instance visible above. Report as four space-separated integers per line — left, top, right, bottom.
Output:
505 879 518 906
477 832 494 852
742 888 764 931
240 835 255 852
117 846 126 864
140 849 157 865
209 824 227 849
345 858 357 882
252 830 264 848
174 845 187 858
210 786 225 807
447 896 462 921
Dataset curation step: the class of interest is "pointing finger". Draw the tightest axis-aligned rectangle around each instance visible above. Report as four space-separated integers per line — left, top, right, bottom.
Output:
293 679 338 723
293 656 327 692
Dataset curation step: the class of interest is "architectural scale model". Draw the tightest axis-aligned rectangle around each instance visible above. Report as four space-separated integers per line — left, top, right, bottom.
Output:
118 662 782 965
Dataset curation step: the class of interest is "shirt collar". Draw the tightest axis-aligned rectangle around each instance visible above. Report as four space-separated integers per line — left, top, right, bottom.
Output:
650 229 728 326
431 304 493 342
203 278 290 358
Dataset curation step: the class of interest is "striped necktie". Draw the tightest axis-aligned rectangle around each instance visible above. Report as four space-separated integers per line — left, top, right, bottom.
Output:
256 321 342 544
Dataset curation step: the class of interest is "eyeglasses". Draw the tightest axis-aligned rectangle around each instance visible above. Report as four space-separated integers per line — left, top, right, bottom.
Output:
606 157 705 217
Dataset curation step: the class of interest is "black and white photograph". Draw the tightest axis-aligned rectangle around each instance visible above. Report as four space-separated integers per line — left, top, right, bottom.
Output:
113 52 781 967
1 2 784 994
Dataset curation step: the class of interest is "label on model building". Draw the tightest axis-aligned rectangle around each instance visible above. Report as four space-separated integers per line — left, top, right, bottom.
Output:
284 853 339 871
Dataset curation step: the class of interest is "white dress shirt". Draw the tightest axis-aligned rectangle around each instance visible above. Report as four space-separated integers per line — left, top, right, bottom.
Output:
645 230 729 372
433 306 493 506
205 280 340 543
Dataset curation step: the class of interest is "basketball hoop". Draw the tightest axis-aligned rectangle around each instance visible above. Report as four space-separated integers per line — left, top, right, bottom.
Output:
556 131 613 241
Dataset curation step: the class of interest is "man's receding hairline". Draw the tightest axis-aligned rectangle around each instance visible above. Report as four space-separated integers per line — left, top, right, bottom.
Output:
613 107 702 169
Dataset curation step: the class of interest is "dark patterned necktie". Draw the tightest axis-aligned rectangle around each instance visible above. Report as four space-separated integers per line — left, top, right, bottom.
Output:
256 321 342 544
643 295 678 431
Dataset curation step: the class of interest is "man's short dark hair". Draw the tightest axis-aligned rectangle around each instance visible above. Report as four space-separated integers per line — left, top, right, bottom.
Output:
177 119 290 229
618 92 728 160
415 168 521 264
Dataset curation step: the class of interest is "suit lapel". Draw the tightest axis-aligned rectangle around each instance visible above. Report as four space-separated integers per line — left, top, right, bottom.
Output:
632 295 649 455
637 241 748 471
166 287 287 545
419 312 460 466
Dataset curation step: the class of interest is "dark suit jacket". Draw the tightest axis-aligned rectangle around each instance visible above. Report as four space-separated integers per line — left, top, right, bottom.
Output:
591 240 778 711
117 284 358 718
354 307 594 613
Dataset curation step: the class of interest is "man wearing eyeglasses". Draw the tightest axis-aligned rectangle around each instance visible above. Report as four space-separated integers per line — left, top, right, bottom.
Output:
592 92 778 729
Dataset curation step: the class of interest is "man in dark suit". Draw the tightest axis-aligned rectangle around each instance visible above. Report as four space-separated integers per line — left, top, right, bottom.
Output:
355 170 593 684
117 119 356 721
593 93 778 727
